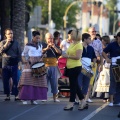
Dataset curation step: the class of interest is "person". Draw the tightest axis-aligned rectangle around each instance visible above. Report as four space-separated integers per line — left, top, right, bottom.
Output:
18 31 47 104
95 36 110 102
60 30 73 54
0 28 21 101
96 34 101 41
58 30 73 97
102 32 120 106
77 33 96 103
58 30 73 78
62 30 88 111
42 33 62 102
53 31 62 47
86 27 103 103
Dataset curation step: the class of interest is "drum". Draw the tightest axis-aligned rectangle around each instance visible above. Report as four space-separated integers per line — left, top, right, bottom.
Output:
112 65 120 82
31 62 46 77
81 65 94 78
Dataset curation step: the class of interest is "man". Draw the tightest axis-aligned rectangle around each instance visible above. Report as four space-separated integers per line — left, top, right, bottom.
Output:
102 32 120 106
42 33 62 102
77 33 96 103
86 27 103 102
0 28 21 101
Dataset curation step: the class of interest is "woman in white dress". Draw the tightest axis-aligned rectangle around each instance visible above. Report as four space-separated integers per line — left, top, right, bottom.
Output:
18 31 47 104
95 36 110 102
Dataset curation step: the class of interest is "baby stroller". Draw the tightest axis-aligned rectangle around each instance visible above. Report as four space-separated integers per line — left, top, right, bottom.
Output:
58 58 70 97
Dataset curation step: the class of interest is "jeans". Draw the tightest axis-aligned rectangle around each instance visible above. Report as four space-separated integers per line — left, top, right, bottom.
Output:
2 65 18 96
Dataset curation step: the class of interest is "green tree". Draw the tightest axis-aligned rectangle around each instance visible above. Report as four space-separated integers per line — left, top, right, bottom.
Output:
26 0 80 29
0 0 10 40
105 0 118 34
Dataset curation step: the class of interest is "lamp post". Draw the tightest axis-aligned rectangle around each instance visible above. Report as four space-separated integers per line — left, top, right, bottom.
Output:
63 1 80 39
99 1 103 36
48 0 52 32
49 20 56 34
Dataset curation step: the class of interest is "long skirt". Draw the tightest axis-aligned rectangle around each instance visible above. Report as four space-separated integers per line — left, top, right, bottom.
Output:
18 57 47 100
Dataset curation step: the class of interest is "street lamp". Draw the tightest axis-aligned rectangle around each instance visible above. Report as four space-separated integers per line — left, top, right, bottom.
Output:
63 1 80 39
48 0 52 32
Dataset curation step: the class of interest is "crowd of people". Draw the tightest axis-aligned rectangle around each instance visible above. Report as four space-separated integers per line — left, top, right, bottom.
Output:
0 27 120 114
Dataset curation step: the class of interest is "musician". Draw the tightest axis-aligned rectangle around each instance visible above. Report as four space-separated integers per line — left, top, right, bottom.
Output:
42 33 62 102
78 33 96 102
18 31 47 104
102 32 120 106
0 28 21 101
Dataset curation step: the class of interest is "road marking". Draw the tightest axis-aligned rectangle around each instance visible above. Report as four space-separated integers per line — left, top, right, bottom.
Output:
8 106 39 120
82 102 109 120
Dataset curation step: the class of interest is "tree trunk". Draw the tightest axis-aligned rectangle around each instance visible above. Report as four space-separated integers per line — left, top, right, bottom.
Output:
0 0 10 40
12 0 25 50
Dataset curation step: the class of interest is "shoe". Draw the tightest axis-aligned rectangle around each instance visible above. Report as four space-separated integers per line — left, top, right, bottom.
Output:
114 103 120 106
15 98 21 101
31 101 38 105
54 99 60 102
64 105 73 111
87 98 93 103
4 97 10 101
78 104 88 110
22 101 27 104
41 100 47 102
108 102 113 107
118 112 120 118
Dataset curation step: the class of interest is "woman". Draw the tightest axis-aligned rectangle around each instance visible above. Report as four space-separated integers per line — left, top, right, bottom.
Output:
95 36 110 102
62 30 88 111
18 31 47 104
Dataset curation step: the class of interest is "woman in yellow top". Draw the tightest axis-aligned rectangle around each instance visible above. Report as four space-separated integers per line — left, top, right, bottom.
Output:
62 30 88 111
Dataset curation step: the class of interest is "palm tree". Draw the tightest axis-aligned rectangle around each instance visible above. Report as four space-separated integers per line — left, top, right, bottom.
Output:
12 0 25 50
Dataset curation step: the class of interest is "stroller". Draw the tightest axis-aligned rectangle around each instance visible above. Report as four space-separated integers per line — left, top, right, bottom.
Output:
58 58 70 97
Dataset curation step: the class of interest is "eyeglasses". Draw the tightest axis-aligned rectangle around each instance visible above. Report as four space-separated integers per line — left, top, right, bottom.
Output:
92 31 96 33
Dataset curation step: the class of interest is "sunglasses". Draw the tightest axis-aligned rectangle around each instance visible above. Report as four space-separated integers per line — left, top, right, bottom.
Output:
92 31 96 33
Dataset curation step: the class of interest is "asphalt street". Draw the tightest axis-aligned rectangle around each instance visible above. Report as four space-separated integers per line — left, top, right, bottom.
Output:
0 79 120 120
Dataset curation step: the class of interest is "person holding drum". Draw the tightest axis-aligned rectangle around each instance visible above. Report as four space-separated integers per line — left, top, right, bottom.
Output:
86 27 103 103
62 30 88 111
77 33 96 103
42 33 62 102
18 31 48 105
102 32 120 106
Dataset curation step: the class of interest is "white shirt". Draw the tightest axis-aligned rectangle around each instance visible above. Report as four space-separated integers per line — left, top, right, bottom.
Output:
60 39 71 54
22 45 42 57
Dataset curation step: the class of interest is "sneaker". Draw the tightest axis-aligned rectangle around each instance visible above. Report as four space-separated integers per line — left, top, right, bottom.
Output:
87 98 93 103
114 103 120 106
108 102 113 107
41 100 47 102
22 101 27 104
54 99 60 102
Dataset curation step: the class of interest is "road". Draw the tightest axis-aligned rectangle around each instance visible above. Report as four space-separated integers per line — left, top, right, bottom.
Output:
0 79 120 120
